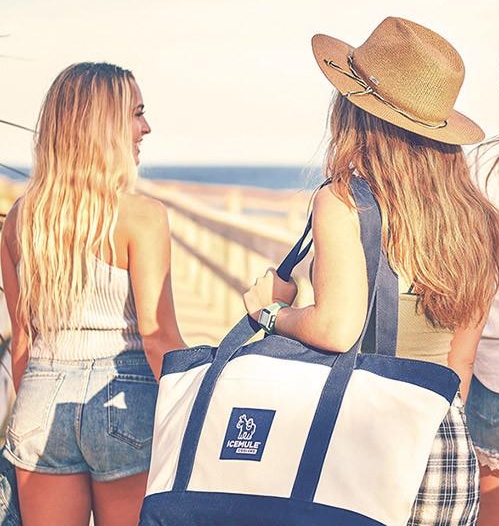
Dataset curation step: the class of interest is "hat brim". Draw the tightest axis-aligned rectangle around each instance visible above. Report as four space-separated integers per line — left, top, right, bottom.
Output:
312 34 484 145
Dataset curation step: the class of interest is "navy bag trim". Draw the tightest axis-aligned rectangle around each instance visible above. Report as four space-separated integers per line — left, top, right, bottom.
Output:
142 491 385 526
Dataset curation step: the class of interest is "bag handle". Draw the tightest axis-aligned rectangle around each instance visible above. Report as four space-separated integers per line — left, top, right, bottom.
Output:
214 176 396 361
172 176 396 492
275 216 312 281
274 184 399 357
362 254 398 355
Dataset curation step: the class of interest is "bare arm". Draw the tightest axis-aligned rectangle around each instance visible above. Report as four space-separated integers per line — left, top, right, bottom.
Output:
126 195 186 379
448 319 486 403
244 186 368 352
1 206 29 392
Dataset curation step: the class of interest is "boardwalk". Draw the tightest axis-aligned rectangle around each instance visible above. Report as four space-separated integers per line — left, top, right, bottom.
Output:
144 177 313 348
0 176 314 445
172 262 236 347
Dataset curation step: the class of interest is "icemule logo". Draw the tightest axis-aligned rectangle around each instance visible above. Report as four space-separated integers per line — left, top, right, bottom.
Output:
236 414 256 440
220 407 276 461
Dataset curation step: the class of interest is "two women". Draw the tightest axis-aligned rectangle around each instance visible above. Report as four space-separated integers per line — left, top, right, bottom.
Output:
244 17 499 525
3 16 499 526
1 63 185 525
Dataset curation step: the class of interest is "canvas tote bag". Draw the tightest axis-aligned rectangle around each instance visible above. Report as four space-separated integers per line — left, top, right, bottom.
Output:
140 177 460 526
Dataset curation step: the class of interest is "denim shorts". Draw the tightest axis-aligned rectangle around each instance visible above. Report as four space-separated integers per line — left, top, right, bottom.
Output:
3 350 158 482
465 374 499 471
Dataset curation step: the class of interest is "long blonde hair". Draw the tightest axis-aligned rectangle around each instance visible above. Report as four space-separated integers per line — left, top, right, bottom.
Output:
17 62 138 345
325 94 499 329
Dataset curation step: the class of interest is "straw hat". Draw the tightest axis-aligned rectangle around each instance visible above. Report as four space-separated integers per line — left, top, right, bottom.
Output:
312 17 484 145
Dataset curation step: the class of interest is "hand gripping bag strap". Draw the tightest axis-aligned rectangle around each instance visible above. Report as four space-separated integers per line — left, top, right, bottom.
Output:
173 177 394 493
215 178 393 361
187 213 313 364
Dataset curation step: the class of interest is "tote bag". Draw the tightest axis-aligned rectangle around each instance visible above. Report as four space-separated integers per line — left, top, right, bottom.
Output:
140 177 460 526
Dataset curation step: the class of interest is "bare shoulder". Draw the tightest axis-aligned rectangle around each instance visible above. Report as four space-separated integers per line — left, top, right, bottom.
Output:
118 193 169 232
312 185 359 234
3 197 21 228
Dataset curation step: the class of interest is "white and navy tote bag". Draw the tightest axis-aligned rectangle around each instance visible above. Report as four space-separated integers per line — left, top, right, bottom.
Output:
140 177 460 526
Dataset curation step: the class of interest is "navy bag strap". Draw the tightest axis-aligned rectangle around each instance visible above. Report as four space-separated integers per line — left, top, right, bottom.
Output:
173 176 398 493
290 177 397 500
363 254 398 356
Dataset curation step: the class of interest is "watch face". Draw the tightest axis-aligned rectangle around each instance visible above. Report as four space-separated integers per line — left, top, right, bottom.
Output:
259 309 272 327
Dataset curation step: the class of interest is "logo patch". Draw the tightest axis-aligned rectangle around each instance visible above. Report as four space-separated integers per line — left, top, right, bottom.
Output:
220 407 276 461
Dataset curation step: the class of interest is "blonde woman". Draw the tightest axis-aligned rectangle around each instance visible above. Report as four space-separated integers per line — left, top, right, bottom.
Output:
1 63 185 526
244 18 499 525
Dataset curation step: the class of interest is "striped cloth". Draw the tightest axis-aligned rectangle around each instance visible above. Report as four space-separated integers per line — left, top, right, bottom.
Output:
407 395 479 526
30 257 143 360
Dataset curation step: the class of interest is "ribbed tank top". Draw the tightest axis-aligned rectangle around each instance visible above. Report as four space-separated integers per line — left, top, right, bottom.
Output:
30 257 143 360
396 293 452 366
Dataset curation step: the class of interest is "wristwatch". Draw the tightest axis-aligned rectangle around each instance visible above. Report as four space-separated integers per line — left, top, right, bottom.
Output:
257 301 288 335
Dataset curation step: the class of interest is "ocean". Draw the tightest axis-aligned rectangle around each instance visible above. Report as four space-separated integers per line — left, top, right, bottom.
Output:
0 165 322 191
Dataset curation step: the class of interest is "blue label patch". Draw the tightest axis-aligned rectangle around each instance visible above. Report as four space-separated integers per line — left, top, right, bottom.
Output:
220 407 276 461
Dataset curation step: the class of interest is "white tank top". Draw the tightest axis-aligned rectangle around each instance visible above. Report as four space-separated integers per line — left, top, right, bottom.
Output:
30 257 143 360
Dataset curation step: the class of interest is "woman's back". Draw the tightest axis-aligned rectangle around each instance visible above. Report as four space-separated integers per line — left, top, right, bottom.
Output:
30 255 142 359
4 191 170 360
0 62 185 526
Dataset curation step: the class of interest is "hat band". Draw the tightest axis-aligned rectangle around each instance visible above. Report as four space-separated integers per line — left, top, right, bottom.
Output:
324 56 448 130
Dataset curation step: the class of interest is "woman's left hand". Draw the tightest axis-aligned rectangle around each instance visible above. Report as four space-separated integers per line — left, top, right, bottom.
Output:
243 268 297 320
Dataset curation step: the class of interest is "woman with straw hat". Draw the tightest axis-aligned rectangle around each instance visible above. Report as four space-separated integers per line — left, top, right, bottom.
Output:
244 17 499 524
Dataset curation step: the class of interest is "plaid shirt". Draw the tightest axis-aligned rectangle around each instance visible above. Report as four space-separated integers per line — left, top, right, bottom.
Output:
407 395 479 525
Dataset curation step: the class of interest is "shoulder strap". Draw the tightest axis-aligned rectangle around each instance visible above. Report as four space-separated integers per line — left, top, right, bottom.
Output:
363 253 399 356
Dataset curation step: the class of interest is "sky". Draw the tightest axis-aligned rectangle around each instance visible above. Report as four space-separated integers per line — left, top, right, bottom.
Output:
1 0 498 166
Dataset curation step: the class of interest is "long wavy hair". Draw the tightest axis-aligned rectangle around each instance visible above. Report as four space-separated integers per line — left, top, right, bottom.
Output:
17 62 138 346
324 94 499 330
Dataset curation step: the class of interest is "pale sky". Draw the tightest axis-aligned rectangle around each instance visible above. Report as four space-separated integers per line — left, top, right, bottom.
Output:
1 0 498 166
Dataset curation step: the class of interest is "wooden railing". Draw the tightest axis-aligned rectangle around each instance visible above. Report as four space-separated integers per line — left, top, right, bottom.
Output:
0 176 315 336
137 179 314 329
0 177 316 437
